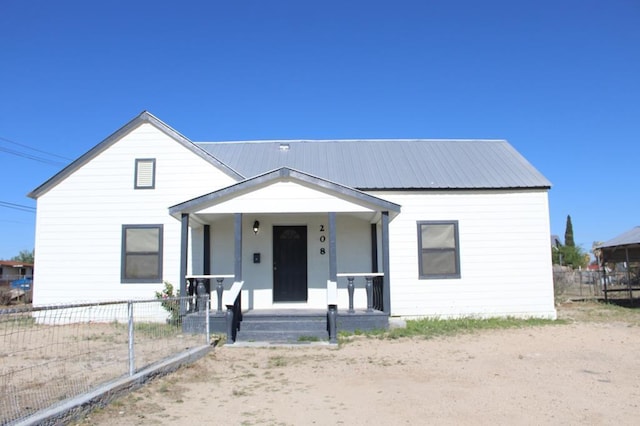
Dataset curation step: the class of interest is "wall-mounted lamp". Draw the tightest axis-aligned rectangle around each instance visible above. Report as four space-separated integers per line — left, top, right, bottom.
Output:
253 220 260 235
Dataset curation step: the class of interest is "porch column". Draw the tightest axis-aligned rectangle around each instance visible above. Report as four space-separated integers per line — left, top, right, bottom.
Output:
179 213 189 315
328 212 337 281
371 223 379 272
234 213 243 281
203 225 211 275
381 211 391 314
327 212 338 343
203 225 211 295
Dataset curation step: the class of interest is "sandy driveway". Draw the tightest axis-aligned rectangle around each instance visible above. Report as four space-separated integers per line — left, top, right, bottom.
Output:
80 302 640 425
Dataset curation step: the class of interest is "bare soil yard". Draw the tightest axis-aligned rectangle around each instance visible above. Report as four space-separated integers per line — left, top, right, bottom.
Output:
79 302 640 425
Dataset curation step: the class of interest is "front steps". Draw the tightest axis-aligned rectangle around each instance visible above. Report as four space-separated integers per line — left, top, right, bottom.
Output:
236 310 328 343
183 308 389 343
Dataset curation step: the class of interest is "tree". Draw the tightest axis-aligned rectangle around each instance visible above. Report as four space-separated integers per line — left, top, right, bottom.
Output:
564 215 575 247
11 249 34 264
552 244 587 269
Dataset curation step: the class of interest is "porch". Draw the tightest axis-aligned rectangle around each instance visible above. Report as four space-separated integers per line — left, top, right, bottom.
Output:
169 168 401 343
182 274 389 343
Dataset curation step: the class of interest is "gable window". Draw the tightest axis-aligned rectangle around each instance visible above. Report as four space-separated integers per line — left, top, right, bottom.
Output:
121 224 163 283
135 158 156 189
417 221 460 279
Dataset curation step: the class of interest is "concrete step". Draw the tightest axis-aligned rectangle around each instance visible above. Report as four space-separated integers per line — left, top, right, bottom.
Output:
235 313 328 342
240 318 326 332
235 329 329 343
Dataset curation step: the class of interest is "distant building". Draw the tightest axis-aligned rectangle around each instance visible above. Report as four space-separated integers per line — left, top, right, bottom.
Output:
0 260 33 287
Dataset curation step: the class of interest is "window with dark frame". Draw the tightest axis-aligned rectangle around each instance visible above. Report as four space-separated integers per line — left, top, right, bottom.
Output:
135 158 156 189
121 224 163 283
417 220 460 279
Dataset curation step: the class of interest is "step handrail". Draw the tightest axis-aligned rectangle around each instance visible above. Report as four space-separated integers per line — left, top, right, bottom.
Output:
224 281 244 343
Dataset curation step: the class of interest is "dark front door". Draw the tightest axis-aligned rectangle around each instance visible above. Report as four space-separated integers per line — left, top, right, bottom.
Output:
273 226 308 302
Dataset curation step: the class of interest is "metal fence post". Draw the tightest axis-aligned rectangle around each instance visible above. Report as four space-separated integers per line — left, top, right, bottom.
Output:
128 301 135 376
205 296 210 345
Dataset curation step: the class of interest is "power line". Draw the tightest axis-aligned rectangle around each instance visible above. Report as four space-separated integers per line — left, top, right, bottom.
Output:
0 135 72 161
0 146 67 167
0 201 36 213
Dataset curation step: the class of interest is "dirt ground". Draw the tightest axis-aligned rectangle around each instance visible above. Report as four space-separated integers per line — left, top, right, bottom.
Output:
78 302 640 425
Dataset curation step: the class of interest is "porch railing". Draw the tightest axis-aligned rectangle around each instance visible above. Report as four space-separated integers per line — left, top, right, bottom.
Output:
327 273 385 343
336 273 385 313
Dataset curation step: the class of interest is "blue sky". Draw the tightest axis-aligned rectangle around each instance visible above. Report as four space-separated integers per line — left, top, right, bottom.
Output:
1 0 638 260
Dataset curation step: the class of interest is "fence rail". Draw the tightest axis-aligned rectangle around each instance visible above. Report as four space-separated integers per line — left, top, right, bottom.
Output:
0 297 209 425
554 267 640 301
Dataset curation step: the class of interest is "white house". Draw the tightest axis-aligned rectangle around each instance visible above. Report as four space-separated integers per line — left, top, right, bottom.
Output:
28 112 556 339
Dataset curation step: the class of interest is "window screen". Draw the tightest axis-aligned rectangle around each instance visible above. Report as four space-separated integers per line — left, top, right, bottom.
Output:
417 221 460 279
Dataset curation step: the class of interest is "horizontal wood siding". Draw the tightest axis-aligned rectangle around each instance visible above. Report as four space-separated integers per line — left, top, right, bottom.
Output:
33 123 237 305
375 189 555 318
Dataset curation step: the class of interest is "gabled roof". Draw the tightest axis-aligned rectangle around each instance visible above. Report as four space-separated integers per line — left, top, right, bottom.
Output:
28 111 243 199
598 226 640 249
196 139 551 190
169 167 401 216
29 112 551 199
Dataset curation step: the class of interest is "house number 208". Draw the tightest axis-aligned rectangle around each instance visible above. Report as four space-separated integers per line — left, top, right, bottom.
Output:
319 225 326 255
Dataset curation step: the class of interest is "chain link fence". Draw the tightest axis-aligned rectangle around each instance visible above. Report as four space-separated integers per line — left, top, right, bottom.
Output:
0 297 210 425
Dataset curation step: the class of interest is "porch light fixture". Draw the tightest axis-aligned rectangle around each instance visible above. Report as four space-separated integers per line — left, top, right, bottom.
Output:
253 220 260 234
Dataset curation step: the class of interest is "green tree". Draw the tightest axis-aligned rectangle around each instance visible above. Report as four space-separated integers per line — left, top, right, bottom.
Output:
11 249 34 264
564 215 575 247
552 244 587 269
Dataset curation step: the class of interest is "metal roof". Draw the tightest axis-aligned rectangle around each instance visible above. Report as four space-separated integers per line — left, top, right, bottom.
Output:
598 226 640 249
196 139 551 190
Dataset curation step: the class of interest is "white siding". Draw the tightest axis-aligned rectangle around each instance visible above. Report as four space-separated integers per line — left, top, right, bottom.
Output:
33 123 237 305
376 189 556 319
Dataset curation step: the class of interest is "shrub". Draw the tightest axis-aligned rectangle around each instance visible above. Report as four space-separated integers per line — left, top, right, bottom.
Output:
155 282 181 325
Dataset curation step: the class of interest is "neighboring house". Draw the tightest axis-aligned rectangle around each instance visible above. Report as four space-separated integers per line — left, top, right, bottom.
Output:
28 111 556 323
596 226 640 302
0 260 33 287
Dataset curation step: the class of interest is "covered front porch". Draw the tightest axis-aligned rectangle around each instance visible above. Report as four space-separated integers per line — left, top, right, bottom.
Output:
170 168 400 343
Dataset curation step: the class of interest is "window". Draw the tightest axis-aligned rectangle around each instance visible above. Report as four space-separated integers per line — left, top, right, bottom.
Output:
135 158 156 189
417 221 460 279
121 225 163 283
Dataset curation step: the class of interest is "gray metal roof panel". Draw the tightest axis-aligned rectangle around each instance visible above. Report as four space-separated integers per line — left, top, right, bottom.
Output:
598 226 640 249
195 139 551 189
